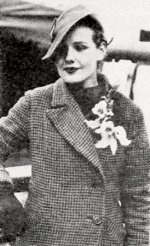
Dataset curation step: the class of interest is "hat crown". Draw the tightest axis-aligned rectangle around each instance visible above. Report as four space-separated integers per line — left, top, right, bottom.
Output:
55 5 92 36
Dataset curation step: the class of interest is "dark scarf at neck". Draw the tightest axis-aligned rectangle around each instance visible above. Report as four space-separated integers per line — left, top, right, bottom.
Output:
66 73 112 117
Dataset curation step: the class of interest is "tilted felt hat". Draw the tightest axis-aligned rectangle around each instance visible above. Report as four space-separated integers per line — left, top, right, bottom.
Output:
42 5 110 60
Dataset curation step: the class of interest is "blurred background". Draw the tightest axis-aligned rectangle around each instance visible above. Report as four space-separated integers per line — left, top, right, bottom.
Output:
0 0 150 244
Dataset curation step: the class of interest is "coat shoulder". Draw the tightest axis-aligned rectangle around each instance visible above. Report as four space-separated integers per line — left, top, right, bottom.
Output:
23 82 58 108
25 83 54 99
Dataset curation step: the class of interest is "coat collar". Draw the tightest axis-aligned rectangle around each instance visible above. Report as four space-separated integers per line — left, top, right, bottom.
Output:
46 77 106 179
51 73 112 108
51 78 70 108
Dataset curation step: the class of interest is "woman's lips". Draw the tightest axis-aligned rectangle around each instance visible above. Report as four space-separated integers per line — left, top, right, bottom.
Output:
64 67 79 73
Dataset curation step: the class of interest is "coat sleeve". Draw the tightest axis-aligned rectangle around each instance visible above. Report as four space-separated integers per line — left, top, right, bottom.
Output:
121 107 150 246
0 92 30 192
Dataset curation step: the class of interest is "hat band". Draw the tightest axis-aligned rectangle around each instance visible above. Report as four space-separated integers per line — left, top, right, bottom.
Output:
50 18 57 43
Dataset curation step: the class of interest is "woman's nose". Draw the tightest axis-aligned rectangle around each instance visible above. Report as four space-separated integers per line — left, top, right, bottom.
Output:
65 47 75 63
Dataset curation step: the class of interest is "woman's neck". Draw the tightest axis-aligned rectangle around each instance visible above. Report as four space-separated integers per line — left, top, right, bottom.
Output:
82 73 98 88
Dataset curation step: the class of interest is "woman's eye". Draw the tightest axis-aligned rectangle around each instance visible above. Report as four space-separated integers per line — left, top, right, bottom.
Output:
75 44 87 51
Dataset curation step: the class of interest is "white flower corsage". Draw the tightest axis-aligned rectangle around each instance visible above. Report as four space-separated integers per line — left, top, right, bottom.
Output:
85 91 131 155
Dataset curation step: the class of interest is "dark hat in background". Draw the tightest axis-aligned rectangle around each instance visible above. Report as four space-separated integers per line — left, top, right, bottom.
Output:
42 5 109 60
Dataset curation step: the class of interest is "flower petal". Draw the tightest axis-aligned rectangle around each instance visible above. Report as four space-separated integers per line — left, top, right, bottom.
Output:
84 118 100 129
95 127 102 134
106 109 114 117
108 99 114 107
95 120 114 135
92 100 107 118
100 96 107 101
95 137 110 149
115 126 131 146
109 136 118 155
95 134 118 155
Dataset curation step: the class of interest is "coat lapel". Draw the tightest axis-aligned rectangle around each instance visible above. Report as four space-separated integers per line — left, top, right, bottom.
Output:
46 79 104 178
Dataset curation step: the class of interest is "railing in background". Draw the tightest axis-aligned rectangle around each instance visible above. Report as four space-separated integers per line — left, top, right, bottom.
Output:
5 165 31 192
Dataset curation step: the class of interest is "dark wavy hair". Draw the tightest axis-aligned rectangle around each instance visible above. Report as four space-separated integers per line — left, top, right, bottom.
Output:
70 15 107 47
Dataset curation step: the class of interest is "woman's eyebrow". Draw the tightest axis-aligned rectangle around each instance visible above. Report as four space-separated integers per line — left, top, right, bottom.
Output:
73 41 88 45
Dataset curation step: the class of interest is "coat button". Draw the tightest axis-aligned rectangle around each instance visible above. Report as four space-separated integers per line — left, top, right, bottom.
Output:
92 215 102 225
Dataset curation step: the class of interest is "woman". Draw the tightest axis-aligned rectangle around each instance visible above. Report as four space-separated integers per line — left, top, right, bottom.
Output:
0 5 149 246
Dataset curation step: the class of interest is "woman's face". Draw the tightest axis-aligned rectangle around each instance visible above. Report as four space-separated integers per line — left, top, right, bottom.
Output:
55 26 106 88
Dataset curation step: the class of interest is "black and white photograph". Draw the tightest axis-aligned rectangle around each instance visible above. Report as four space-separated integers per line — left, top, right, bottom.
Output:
0 0 150 245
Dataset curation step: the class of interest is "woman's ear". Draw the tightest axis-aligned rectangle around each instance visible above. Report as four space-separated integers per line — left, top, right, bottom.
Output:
97 42 107 61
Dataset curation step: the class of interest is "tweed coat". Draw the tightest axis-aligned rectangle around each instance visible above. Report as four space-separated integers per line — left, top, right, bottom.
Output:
0 75 150 246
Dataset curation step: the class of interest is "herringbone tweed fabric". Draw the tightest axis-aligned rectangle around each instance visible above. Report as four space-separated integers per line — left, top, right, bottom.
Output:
0 76 150 246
